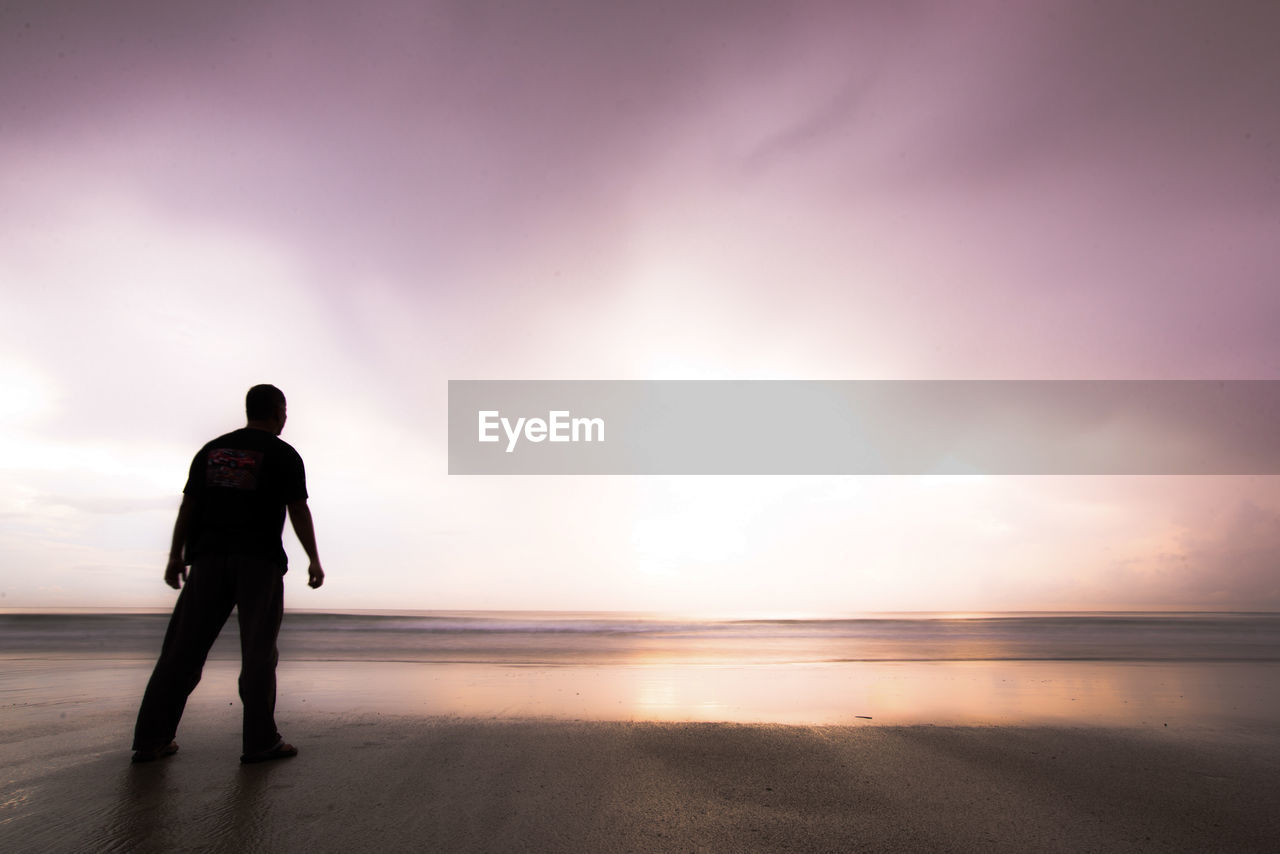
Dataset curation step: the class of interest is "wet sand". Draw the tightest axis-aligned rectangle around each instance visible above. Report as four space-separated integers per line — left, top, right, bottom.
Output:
4 616 1280 852
3 702 1279 853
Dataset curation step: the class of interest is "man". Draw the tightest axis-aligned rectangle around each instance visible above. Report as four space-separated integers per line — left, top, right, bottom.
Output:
132 384 324 764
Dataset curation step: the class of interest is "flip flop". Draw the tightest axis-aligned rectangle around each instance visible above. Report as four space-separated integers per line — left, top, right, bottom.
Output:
240 740 298 764
131 741 179 763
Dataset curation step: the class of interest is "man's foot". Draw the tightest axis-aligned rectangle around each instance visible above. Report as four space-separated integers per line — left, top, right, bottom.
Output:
131 741 179 764
240 740 298 764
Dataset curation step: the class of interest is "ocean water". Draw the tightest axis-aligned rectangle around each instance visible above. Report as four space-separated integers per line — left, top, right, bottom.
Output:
4 612 1279 727
2 610 1277 664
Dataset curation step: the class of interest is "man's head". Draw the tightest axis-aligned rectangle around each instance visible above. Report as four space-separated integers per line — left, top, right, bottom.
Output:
246 384 287 435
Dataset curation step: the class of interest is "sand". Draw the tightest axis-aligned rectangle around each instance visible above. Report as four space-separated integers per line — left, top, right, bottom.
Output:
3 702 1279 853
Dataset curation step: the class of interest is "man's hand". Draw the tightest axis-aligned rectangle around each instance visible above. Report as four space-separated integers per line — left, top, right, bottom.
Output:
164 495 193 590
164 556 188 590
289 500 324 589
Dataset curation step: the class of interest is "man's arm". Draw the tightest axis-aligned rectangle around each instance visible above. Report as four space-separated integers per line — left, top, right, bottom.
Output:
164 495 194 589
287 499 324 589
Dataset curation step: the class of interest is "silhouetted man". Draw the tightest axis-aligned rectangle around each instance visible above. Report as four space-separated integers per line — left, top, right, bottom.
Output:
132 384 324 764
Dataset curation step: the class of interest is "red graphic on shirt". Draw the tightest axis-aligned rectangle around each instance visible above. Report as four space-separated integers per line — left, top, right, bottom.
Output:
207 448 263 489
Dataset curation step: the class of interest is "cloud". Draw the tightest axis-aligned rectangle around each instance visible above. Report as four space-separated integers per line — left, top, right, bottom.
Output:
1170 499 1280 606
5 1 1279 383
3 1 1280 610
1076 487 1280 610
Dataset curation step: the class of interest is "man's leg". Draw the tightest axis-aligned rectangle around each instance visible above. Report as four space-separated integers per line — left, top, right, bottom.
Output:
234 556 285 755
132 557 236 751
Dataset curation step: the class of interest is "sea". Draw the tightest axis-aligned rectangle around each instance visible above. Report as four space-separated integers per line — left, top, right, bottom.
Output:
4 610 1280 663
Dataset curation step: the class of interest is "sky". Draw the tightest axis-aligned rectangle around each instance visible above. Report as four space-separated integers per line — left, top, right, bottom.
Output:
2 0 1278 614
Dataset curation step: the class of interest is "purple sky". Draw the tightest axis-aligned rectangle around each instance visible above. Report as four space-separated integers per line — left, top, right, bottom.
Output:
2 1 1278 612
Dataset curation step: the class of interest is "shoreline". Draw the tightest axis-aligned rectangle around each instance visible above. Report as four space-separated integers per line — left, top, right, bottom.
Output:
5 615 1279 850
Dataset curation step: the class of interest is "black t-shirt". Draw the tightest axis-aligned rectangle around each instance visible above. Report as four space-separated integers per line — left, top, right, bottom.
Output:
182 427 308 570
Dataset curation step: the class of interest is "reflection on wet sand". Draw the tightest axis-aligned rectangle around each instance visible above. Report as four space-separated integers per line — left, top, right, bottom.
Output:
277 658 1280 729
5 612 1279 735
7 655 1276 730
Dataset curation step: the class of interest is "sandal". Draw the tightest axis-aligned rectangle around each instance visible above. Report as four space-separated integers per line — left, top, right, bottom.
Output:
131 741 179 763
240 740 298 764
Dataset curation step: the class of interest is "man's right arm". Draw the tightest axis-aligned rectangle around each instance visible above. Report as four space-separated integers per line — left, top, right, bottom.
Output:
164 495 194 589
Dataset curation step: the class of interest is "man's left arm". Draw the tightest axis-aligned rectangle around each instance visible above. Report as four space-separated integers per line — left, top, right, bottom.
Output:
287 499 324 589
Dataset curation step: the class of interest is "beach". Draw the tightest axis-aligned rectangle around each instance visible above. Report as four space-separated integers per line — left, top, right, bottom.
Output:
4 707 1279 853
3 612 1279 852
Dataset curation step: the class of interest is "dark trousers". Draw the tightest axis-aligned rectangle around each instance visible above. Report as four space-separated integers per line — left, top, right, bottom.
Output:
133 555 284 755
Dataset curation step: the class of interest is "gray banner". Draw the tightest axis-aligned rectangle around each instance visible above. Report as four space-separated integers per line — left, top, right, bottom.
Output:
447 381 1280 474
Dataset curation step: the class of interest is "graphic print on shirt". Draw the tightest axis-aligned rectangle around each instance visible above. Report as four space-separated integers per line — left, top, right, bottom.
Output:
207 448 263 490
